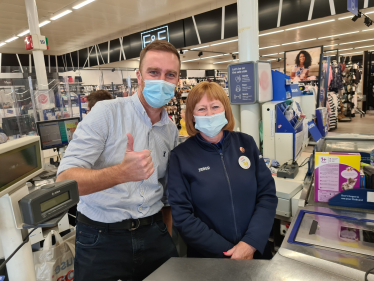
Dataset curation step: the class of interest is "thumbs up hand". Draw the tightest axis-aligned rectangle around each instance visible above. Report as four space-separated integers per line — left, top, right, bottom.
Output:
118 133 154 182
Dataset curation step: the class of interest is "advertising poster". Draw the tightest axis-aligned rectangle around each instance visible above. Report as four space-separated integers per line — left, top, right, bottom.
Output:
285 46 322 83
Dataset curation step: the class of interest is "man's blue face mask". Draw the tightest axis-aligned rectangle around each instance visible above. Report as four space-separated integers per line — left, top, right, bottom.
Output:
140 73 176 108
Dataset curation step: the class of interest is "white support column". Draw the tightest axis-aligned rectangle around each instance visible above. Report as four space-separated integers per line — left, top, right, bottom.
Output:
237 0 261 146
0 195 36 281
24 0 48 90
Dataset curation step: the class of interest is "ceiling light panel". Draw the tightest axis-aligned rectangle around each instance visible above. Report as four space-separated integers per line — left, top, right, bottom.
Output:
340 38 374 45
363 28 374 32
73 0 95 9
318 31 358 39
39 21 51 27
190 45 209 50
259 45 280 50
213 59 239 64
51 10 72 20
340 51 363 56
355 44 374 49
267 59 277 61
210 39 238 46
259 30 284 37
324 44 338 47
285 19 335 31
5 36 18 43
281 38 317 45
17 30 30 37
0 43 6 47
262 53 278 57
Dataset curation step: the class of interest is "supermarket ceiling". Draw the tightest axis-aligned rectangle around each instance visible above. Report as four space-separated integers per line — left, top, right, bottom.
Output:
0 0 374 67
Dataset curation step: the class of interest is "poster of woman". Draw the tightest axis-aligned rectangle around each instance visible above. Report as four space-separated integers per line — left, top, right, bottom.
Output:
285 46 322 82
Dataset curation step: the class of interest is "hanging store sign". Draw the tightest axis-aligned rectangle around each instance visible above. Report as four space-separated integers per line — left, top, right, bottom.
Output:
347 0 359 16
141 26 169 49
25 35 48 51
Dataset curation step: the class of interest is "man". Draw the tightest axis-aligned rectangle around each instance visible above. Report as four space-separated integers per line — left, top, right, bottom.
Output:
56 40 180 281
86 89 113 113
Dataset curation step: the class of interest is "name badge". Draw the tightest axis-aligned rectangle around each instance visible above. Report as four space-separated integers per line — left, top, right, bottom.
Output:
239 156 251 169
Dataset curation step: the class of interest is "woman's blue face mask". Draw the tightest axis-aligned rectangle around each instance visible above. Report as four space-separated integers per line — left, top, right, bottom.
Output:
194 111 228 138
140 73 176 108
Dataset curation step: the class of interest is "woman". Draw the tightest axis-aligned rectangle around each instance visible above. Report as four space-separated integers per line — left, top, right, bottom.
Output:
291 50 312 81
168 82 277 259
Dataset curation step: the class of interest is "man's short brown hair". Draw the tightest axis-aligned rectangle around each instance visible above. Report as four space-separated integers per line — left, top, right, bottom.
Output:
185 81 235 136
139 40 181 71
87 90 113 109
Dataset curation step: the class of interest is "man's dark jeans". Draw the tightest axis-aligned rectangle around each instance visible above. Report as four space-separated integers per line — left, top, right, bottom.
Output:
74 219 178 281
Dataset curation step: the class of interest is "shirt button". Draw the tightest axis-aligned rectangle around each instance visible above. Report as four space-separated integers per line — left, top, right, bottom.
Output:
139 207 142 211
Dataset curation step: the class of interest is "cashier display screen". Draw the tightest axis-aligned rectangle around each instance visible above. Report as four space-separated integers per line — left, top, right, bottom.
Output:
0 141 42 193
38 118 79 150
40 192 70 213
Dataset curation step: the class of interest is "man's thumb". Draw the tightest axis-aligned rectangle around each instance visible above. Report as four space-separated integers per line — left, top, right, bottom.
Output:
126 133 134 152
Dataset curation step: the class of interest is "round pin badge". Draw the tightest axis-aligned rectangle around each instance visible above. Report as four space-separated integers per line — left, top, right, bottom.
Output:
238 156 251 169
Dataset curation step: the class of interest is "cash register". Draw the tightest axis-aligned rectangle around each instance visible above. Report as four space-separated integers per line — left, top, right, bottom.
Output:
0 136 79 281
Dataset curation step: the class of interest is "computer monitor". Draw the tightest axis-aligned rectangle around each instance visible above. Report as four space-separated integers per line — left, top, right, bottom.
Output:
0 136 43 198
2 115 35 136
36 117 80 150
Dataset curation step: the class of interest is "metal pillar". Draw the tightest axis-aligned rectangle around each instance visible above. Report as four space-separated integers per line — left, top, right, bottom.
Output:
24 0 48 90
237 0 261 146
0 195 36 281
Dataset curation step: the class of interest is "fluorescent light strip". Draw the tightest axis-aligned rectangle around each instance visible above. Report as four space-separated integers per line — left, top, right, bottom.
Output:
259 30 284 37
0 43 6 47
340 51 363 56
340 38 374 45
51 10 72 20
262 53 278 57
182 58 201 62
324 48 353 53
39 21 51 27
267 59 277 61
210 39 238 46
324 44 338 47
200 54 224 59
17 30 30 37
281 38 316 45
338 15 353 20
339 11 374 20
259 44 280 50
363 28 374 32
285 19 335 31
5 36 18 43
355 44 374 49
213 59 239 64
232 52 239 54
318 31 358 39
190 45 209 50
279 52 284 54
73 0 95 9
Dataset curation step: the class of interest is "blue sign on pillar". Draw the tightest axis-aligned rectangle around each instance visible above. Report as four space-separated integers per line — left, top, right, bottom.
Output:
347 0 358 16
228 62 256 104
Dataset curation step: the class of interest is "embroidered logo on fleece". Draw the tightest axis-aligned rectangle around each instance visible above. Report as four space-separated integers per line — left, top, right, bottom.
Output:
198 166 210 172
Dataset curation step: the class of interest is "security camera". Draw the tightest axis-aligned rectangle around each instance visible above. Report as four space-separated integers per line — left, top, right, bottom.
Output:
198 51 203 57
180 50 184 55
364 16 373 27
351 12 361 22
232 54 237 60
112 68 115 72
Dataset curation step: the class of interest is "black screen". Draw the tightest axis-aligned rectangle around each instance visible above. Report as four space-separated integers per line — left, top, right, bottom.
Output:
0 141 41 193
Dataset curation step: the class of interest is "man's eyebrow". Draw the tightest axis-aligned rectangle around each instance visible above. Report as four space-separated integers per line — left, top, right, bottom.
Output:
166 69 178 74
146 67 162 71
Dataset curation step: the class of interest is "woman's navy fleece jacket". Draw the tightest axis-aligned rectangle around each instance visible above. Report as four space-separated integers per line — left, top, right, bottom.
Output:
168 131 278 258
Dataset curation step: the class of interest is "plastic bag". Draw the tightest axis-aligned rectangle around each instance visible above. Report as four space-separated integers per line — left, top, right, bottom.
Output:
33 229 76 281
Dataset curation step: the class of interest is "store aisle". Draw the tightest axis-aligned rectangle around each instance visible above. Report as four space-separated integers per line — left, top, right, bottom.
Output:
334 115 374 134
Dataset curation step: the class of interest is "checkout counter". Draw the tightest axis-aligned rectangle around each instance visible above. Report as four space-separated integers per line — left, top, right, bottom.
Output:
146 134 374 281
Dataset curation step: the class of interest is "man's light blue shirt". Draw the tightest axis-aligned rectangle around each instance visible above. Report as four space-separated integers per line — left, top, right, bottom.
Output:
57 93 179 223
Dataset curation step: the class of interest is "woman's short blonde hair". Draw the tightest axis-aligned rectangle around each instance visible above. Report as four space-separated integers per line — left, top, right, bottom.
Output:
185 81 235 136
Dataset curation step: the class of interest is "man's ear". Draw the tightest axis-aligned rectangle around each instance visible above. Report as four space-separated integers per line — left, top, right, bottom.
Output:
136 70 142 86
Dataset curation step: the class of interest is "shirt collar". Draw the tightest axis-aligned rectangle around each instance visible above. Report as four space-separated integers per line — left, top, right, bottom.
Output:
131 93 170 127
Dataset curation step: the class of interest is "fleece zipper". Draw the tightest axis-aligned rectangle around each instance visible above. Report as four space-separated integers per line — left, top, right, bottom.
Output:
219 152 239 242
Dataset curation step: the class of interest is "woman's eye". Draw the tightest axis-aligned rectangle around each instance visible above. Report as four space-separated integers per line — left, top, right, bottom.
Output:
198 108 205 111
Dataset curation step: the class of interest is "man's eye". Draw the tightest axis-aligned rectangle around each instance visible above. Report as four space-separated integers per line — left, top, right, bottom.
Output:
168 73 176 78
150 71 158 75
